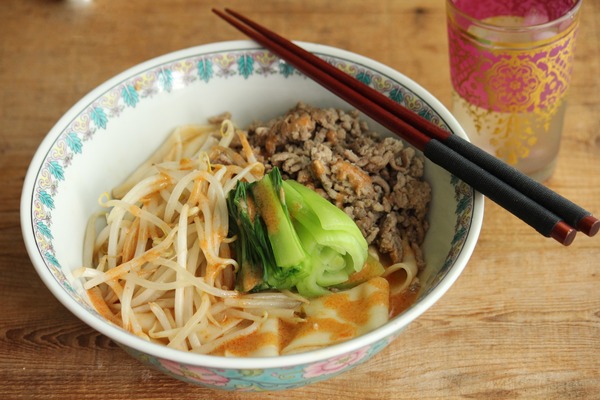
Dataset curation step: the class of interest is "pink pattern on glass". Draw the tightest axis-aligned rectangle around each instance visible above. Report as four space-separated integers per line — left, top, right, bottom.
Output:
451 0 576 22
447 0 579 112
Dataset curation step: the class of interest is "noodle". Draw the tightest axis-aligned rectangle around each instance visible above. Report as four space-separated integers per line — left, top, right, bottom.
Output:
80 121 308 354
80 113 424 356
382 239 419 295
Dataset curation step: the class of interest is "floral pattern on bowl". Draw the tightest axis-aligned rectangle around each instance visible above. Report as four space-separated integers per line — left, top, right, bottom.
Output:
122 333 398 391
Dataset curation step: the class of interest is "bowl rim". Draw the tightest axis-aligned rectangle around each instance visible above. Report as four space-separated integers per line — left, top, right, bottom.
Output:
20 39 484 370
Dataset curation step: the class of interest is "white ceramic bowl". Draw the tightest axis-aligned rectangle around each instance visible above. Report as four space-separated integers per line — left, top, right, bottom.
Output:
21 40 483 391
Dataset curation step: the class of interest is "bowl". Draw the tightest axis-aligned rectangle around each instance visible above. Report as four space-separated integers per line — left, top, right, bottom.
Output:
20 40 483 391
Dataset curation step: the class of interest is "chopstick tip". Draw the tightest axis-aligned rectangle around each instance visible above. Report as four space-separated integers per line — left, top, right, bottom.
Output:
551 221 577 246
577 215 600 237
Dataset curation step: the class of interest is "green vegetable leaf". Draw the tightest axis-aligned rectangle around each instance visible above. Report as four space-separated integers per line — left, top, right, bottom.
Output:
227 182 269 292
251 168 305 268
283 180 367 272
228 167 368 297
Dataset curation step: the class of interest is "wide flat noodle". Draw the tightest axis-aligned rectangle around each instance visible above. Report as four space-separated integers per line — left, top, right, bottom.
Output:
224 316 281 357
282 277 389 355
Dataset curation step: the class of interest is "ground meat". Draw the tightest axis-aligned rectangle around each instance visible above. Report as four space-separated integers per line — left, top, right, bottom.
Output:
242 103 431 267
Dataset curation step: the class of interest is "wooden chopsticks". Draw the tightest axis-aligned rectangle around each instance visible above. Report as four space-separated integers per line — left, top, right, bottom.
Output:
213 8 599 246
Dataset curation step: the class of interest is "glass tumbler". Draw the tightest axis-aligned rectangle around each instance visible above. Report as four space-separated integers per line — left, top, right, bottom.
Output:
446 0 582 182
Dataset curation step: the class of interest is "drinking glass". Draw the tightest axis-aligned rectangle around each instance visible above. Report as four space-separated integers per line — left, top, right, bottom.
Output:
446 0 582 181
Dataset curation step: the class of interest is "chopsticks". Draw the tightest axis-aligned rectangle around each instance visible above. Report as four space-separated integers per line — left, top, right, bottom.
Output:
213 8 599 246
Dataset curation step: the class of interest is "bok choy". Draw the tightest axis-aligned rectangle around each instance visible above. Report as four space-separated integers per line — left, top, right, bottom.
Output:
227 167 368 298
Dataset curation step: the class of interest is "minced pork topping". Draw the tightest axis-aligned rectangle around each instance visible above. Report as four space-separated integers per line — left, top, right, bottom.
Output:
237 103 431 267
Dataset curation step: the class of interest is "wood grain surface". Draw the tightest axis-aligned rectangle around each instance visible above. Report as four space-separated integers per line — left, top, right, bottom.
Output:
1 1 599 399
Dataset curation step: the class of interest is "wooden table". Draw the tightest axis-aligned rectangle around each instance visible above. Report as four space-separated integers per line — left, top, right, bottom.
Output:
1 1 598 398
